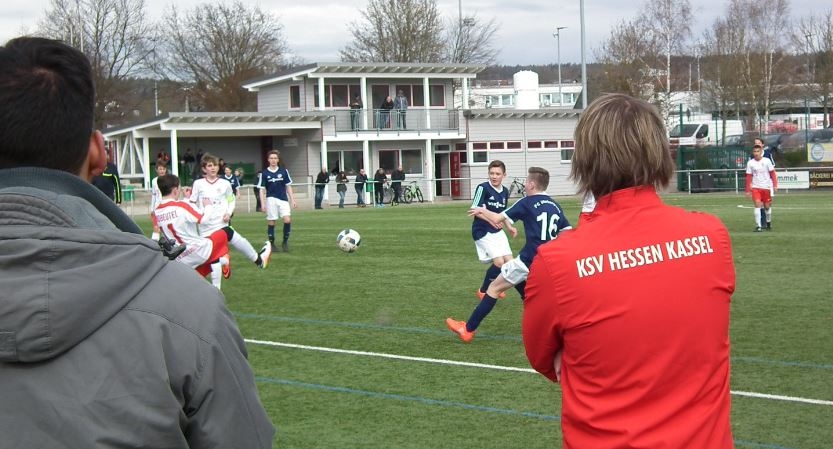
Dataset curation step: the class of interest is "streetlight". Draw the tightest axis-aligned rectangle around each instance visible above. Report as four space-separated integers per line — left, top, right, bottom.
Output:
580 0 587 108
553 27 566 107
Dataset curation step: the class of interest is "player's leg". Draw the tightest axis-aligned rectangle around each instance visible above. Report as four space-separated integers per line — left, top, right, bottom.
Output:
265 197 278 250
221 227 270 269
280 200 292 252
751 189 763 231
762 190 773 230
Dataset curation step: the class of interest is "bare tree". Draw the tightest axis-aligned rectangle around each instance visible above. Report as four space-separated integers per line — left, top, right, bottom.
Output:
640 0 693 117
594 18 656 99
793 10 833 127
593 0 692 115
161 0 289 111
340 0 445 63
37 0 157 128
444 14 500 65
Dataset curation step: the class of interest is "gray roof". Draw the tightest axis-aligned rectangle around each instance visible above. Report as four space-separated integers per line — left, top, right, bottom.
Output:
243 62 487 90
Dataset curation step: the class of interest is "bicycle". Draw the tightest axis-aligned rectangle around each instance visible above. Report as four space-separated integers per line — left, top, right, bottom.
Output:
402 180 424 204
509 177 526 198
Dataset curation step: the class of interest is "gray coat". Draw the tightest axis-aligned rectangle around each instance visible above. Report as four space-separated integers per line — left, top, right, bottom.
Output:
0 168 274 448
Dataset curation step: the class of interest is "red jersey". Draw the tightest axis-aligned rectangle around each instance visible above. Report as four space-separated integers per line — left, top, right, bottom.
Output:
523 186 735 449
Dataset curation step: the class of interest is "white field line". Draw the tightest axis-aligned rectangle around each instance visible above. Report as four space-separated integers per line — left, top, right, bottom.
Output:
246 339 833 407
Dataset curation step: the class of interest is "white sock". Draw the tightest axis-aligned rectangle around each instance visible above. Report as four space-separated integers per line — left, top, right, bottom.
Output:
765 208 772 223
754 208 762 227
151 232 160 241
230 232 258 262
210 263 222 289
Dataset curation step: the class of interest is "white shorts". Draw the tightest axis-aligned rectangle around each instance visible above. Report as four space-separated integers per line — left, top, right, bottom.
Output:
266 197 291 220
500 257 529 286
474 231 513 263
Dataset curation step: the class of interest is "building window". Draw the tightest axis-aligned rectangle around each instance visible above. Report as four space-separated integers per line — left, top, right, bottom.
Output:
327 150 363 175
527 141 543 149
429 85 445 107
314 84 360 108
506 141 522 150
289 85 301 109
378 149 423 174
393 84 445 107
560 140 575 162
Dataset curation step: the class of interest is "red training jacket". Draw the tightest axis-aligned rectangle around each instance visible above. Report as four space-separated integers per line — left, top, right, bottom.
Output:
523 186 735 449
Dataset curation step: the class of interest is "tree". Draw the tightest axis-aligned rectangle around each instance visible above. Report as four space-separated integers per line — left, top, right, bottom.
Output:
340 0 446 63
594 18 656 99
640 0 693 117
698 0 791 130
593 0 692 116
161 0 289 111
37 0 157 128
444 14 500 65
794 10 833 127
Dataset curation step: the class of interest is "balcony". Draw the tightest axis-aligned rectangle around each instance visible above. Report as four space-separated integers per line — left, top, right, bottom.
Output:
329 108 461 136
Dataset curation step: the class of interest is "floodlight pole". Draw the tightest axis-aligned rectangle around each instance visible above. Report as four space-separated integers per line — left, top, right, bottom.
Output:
554 27 566 107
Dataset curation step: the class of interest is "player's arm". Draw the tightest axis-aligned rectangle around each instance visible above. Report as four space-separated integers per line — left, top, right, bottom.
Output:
769 165 778 190
286 184 296 207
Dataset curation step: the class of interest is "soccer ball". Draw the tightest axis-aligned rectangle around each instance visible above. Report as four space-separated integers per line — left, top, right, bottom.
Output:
336 228 361 253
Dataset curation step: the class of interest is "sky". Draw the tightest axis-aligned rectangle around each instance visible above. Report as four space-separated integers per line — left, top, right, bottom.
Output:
0 0 827 67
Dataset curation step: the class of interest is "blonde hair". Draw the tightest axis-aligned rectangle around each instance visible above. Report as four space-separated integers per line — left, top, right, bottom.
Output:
570 93 673 198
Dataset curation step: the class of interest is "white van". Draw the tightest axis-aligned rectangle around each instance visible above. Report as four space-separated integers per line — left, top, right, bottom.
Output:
669 120 744 148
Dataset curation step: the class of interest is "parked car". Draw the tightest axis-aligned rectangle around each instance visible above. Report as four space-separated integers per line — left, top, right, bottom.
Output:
781 129 833 152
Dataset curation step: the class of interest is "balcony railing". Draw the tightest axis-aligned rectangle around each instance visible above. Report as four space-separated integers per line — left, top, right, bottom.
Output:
331 108 461 135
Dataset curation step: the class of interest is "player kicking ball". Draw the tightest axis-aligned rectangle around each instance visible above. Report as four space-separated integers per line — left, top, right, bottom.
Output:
154 174 271 288
191 153 268 288
446 167 572 342
745 143 777 232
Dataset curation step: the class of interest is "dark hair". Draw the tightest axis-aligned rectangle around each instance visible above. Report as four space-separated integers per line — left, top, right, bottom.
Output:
527 166 550 191
157 174 180 196
488 160 506 173
0 37 95 173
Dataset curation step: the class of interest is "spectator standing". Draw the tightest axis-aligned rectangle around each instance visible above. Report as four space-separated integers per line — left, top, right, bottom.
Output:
253 170 262 212
91 152 122 204
393 89 409 129
379 95 394 129
182 147 196 179
350 94 363 130
522 93 735 449
223 166 242 197
0 36 274 449
391 164 405 204
335 171 348 208
373 167 387 207
314 166 329 209
354 168 368 207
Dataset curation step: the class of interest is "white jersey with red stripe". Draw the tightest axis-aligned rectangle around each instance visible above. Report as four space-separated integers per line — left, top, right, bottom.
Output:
190 177 235 235
154 199 216 268
745 157 775 190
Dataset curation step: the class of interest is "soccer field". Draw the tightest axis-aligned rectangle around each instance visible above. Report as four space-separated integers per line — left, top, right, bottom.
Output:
136 192 833 449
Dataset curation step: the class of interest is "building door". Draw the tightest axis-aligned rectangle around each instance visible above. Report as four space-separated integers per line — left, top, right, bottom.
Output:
434 149 450 196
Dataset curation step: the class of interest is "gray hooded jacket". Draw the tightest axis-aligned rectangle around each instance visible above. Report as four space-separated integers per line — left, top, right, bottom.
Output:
0 167 274 448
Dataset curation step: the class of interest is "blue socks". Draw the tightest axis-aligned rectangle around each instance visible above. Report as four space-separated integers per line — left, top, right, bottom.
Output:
467 295 498 332
480 264 501 293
